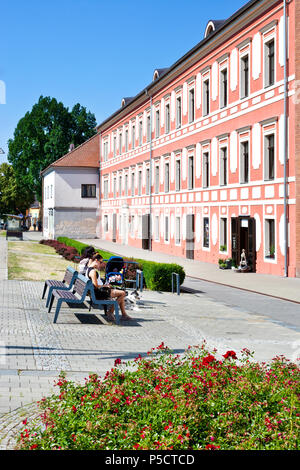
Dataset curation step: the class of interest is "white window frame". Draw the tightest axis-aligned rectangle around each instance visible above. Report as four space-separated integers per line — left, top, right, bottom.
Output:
239 137 250 184
175 93 182 129
164 215 170 243
263 27 276 89
203 216 210 249
202 74 210 116
264 216 276 263
219 217 228 253
175 216 181 245
219 63 228 109
263 125 276 181
165 101 170 134
202 150 210 188
219 145 228 187
188 86 195 123
175 157 181 191
239 48 250 100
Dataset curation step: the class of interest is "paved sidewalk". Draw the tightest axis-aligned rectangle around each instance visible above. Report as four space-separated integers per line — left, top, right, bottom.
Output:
78 238 300 303
0 236 299 449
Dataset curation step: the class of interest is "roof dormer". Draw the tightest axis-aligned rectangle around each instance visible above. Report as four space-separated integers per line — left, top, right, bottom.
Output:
152 68 169 82
204 19 226 38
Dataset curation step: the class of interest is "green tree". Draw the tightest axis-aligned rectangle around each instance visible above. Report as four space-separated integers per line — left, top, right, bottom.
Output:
7 96 97 201
0 163 34 215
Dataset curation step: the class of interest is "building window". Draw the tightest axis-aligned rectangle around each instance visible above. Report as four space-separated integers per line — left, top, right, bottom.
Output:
113 177 117 198
165 216 169 242
146 168 150 195
203 152 209 188
132 124 135 149
103 179 108 199
220 218 227 251
188 155 194 190
176 96 182 128
139 119 143 146
138 169 142 196
175 217 181 245
155 165 159 194
220 147 227 186
103 141 108 161
240 54 249 99
125 129 128 153
119 132 122 155
81 184 96 198
265 218 275 259
147 114 151 142
220 68 228 108
131 172 135 197
188 88 195 123
155 215 160 241
264 133 275 181
124 174 128 197
265 38 275 88
240 141 249 183
175 159 181 191
165 103 170 134
118 175 122 196
203 217 209 248
113 135 117 157
104 215 109 232
203 78 210 116
155 109 160 138
164 162 170 193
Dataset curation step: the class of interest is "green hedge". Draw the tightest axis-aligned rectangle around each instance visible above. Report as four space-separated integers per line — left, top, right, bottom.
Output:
135 259 185 292
57 237 185 292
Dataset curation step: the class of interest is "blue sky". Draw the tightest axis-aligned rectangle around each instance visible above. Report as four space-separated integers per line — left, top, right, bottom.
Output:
0 0 248 161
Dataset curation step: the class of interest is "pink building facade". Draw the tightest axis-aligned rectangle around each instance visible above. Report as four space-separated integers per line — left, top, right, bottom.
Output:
97 0 298 277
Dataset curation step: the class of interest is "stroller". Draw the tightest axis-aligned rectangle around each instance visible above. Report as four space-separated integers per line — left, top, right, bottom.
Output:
105 256 126 290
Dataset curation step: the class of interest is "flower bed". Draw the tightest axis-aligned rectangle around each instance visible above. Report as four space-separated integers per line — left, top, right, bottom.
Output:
17 344 299 450
39 239 79 262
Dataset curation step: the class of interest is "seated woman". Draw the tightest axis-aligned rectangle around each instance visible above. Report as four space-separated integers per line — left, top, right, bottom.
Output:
78 246 96 275
86 254 132 322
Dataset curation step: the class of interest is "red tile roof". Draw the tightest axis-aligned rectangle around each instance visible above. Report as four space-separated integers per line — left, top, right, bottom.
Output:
43 133 100 173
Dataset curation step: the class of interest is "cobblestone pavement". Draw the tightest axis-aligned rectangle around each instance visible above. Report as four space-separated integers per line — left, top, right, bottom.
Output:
0 237 300 449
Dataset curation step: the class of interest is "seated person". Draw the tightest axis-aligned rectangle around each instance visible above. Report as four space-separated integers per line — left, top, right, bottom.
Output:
86 254 132 322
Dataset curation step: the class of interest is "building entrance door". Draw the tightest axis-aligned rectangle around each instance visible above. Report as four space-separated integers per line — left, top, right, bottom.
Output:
231 216 256 271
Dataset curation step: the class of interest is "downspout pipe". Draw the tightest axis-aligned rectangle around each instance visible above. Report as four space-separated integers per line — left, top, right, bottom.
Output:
99 131 102 240
146 90 153 251
283 0 288 277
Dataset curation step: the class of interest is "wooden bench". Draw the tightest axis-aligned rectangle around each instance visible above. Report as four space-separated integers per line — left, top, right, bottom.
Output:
42 266 78 308
6 230 23 240
48 274 120 325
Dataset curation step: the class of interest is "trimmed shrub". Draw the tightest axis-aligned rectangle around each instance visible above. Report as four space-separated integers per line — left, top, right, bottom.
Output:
137 259 185 292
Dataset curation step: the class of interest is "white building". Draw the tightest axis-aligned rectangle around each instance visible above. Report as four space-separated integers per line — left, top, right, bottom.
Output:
42 134 100 239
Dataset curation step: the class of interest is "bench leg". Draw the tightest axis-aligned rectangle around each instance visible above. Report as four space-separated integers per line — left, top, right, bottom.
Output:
114 301 120 325
46 287 55 308
48 294 55 313
42 283 48 299
53 300 63 324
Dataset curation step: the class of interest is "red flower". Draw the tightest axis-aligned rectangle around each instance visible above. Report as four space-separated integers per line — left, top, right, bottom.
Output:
223 350 237 360
205 444 220 450
72 406 77 413
114 358 122 366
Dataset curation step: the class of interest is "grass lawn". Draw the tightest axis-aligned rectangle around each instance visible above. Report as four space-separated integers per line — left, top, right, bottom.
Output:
7 241 75 281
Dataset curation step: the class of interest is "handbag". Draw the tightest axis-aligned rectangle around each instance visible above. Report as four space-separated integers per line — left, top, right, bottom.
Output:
95 286 111 300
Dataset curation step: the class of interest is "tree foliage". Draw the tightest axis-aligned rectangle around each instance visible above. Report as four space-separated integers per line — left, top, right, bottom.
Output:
7 96 97 201
0 163 34 215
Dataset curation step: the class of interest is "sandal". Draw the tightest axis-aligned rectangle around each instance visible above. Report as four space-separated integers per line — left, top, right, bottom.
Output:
121 315 132 321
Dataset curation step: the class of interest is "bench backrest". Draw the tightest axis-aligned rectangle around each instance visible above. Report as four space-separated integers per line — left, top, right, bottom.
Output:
73 273 92 299
63 266 78 286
